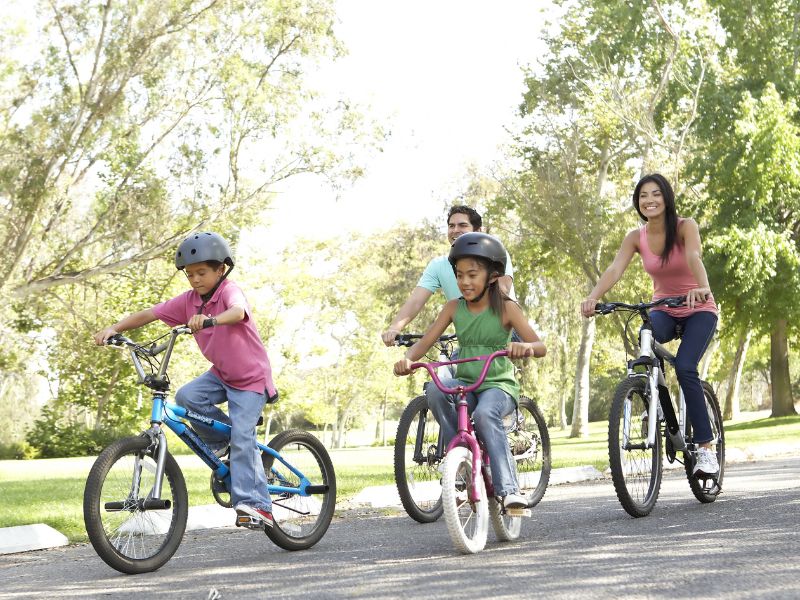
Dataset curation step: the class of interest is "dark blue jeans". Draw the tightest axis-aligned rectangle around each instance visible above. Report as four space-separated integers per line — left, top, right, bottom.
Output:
649 310 718 444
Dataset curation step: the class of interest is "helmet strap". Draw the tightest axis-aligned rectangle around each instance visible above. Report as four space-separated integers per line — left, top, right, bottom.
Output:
197 264 234 314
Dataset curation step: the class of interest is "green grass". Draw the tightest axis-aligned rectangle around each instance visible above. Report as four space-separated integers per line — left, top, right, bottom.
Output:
1 412 798 543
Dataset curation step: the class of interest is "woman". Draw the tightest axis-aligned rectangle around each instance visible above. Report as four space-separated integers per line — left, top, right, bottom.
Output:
580 173 720 476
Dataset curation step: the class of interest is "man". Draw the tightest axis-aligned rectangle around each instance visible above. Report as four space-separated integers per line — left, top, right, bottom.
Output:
381 205 515 346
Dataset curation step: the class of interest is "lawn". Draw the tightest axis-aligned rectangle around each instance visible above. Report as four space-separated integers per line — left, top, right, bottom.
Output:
1 411 797 543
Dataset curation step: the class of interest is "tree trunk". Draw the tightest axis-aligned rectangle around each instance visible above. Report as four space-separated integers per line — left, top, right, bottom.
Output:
570 316 595 438
700 336 719 380
769 319 797 416
724 329 751 421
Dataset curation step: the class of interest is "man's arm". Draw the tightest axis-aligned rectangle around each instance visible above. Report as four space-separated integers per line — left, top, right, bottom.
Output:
381 287 434 346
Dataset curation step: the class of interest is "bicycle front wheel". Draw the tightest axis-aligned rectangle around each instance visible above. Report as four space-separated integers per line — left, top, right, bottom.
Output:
511 397 551 508
608 378 663 517
264 429 336 551
83 436 188 574
441 446 488 554
684 381 725 502
393 395 443 523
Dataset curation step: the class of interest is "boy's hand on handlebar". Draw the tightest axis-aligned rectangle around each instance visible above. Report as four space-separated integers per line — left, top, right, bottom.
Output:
382 329 400 347
393 358 413 376
507 342 534 359
187 314 215 333
580 298 598 318
93 327 119 346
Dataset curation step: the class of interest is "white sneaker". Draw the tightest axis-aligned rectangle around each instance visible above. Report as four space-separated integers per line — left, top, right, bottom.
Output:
693 447 719 476
502 493 527 509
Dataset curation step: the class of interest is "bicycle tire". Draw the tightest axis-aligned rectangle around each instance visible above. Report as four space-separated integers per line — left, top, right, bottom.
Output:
83 436 188 574
488 496 521 541
684 381 725 503
441 446 488 554
393 394 444 523
608 378 663 517
512 396 551 507
263 429 336 551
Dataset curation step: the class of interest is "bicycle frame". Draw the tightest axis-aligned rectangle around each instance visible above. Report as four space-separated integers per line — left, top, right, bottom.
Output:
112 327 324 506
410 350 509 504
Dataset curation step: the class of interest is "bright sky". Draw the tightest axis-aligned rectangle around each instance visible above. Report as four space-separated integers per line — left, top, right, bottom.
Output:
259 0 553 248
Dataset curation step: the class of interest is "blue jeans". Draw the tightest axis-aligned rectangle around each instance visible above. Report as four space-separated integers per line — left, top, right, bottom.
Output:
175 371 271 511
426 378 519 497
649 310 718 444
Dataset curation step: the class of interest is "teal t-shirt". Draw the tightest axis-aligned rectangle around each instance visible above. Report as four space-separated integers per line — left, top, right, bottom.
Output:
416 251 516 301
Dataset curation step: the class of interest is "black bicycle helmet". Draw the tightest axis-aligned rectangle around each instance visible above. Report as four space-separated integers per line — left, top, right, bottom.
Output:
448 232 507 275
175 232 234 270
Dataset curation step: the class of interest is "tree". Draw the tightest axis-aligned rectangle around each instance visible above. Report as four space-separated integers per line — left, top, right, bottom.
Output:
698 85 800 416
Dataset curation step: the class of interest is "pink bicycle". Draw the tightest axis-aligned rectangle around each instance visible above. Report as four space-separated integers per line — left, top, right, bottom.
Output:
410 350 537 553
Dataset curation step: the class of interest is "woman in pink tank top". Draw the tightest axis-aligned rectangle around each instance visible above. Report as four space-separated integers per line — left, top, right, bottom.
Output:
579 174 720 477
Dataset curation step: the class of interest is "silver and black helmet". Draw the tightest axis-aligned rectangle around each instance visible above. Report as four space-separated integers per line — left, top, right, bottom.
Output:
174 232 234 270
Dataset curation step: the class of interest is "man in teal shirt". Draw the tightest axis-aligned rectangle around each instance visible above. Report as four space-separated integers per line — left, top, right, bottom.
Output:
381 205 515 346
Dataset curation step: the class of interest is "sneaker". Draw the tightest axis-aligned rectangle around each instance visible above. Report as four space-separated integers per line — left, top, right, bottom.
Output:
234 503 274 528
502 492 527 509
693 447 719 477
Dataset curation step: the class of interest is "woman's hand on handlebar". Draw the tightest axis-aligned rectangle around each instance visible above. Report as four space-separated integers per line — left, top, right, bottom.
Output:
686 287 711 310
381 328 400 347
393 358 413 376
580 297 599 318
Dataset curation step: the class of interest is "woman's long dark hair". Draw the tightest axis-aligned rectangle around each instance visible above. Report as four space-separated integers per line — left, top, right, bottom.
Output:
632 173 679 266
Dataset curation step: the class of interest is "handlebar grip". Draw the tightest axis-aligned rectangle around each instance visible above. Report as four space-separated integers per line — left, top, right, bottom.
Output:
595 303 615 315
202 318 217 329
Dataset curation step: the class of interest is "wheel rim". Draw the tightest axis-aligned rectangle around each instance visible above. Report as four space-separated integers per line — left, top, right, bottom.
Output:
442 447 488 552
617 389 658 506
268 440 330 539
401 408 442 512
98 450 177 561
507 402 546 498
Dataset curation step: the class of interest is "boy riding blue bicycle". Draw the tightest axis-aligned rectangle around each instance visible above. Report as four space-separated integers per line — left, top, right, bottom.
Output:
93 231 277 529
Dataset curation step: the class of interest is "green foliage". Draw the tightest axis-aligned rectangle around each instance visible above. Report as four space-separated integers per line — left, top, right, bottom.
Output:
25 405 127 458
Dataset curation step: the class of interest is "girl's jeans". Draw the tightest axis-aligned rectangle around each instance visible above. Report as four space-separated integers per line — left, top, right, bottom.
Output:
649 310 718 444
175 371 271 511
426 378 520 497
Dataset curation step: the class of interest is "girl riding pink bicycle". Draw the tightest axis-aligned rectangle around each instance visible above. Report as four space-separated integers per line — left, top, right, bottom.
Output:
393 233 546 512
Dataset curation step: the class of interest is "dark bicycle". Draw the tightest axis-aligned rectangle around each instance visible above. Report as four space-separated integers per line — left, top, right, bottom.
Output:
595 296 724 517
392 333 551 523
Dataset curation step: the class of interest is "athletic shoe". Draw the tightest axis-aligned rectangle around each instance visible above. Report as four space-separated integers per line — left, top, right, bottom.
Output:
502 492 527 509
234 503 274 528
693 447 719 477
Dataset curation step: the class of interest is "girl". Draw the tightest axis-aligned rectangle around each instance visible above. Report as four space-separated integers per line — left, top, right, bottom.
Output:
94 232 278 529
394 232 546 508
580 173 719 476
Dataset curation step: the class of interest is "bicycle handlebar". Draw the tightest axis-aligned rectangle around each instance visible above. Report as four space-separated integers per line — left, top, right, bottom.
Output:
410 349 509 395
393 333 457 347
595 295 687 315
106 326 193 387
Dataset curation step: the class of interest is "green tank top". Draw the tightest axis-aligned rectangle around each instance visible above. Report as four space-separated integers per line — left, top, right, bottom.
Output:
453 299 519 400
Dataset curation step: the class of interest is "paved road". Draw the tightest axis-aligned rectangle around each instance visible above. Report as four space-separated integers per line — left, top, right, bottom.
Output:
1 457 798 600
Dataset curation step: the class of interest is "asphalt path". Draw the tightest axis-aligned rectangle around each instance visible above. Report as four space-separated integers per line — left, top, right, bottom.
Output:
1 457 798 600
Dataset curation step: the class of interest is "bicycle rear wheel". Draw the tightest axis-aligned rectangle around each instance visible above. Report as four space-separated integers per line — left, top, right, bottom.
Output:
441 446 488 554
393 395 443 523
684 381 725 502
264 429 336 551
608 378 663 517
83 436 188 574
510 396 551 507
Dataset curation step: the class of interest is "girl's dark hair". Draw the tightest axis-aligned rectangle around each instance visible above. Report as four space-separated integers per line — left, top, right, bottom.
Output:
632 173 679 266
204 260 224 270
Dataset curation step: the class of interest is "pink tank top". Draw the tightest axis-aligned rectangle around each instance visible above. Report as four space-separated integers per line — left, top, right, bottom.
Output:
639 220 718 318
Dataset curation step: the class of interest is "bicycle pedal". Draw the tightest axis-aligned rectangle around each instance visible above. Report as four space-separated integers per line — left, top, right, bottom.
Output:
235 515 265 530
505 508 531 517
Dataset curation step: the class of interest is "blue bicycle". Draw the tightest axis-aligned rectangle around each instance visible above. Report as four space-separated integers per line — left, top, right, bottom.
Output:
83 326 336 574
